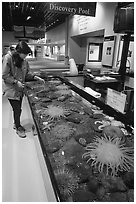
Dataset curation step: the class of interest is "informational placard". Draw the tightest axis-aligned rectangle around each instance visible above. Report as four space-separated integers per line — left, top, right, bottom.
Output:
107 88 127 113
88 43 103 62
88 45 99 61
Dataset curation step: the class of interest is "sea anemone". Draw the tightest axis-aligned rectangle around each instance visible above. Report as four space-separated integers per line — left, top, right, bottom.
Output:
56 84 69 90
31 85 45 93
51 123 75 141
36 89 50 97
72 190 96 202
102 125 125 141
55 89 72 96
42 105 71 120
54 167 79 200
48 79 61 85
82 134 134 176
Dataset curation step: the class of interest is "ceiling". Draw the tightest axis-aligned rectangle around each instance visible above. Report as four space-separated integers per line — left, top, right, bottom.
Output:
2 2 96 33
2 2 69 32
118 2 134 8
2 2 134 33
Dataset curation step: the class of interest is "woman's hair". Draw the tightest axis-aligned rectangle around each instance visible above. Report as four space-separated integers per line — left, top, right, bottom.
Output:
12 52 23 68
15 41 32 55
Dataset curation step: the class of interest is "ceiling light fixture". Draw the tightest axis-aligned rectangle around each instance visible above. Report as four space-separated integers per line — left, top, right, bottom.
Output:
26 16 31 21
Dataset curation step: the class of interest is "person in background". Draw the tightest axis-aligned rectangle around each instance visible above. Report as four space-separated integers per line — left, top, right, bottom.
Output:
2 46 15 63
2 41 45 138
8 46 15 56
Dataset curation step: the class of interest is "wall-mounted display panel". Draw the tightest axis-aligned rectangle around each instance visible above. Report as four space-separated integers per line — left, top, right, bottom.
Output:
102 36 115 67
88 43 103 62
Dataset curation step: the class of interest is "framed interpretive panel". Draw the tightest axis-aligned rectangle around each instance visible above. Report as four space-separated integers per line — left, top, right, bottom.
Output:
88 43 103 62
102 36 115 67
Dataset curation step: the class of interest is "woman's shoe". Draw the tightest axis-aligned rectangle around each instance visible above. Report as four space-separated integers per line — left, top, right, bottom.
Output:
16 126 26 138
13 124 16 129
14 124 25 131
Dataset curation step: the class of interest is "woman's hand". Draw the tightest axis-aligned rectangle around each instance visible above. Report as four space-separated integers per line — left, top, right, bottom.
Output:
17 81 25 88
15 80 25 91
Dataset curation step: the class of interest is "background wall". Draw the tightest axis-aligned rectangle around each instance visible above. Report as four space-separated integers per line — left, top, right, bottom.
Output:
2 31 18 55
44 2 118 65
67 2 117 65
69 2 117 37
45 23 65 44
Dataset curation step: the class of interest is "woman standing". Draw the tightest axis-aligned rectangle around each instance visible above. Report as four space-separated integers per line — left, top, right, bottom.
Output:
2 41 45 138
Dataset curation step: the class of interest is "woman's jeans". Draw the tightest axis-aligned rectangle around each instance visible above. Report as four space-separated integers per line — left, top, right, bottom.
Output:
8 97 23 128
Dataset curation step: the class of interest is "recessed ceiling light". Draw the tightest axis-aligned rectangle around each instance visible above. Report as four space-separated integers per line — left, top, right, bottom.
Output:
26 16 31 20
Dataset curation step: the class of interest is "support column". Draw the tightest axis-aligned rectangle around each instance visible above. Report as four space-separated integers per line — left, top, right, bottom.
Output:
65 16 69 65
112 34 121 69
119 34 131 89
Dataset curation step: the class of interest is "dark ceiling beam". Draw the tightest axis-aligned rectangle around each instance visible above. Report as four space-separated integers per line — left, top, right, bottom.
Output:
33 2 45 17
21 2 25 14
39 2 48 15
9 2 14 30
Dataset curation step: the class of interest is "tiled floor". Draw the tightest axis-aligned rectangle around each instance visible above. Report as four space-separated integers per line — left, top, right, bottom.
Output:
2 95 56 202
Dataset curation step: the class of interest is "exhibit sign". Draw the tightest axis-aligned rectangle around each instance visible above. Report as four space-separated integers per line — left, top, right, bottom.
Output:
107 88 127 113
47 2 96 16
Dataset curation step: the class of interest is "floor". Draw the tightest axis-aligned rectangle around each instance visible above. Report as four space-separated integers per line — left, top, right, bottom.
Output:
2 95 56 202
2 58 70 202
